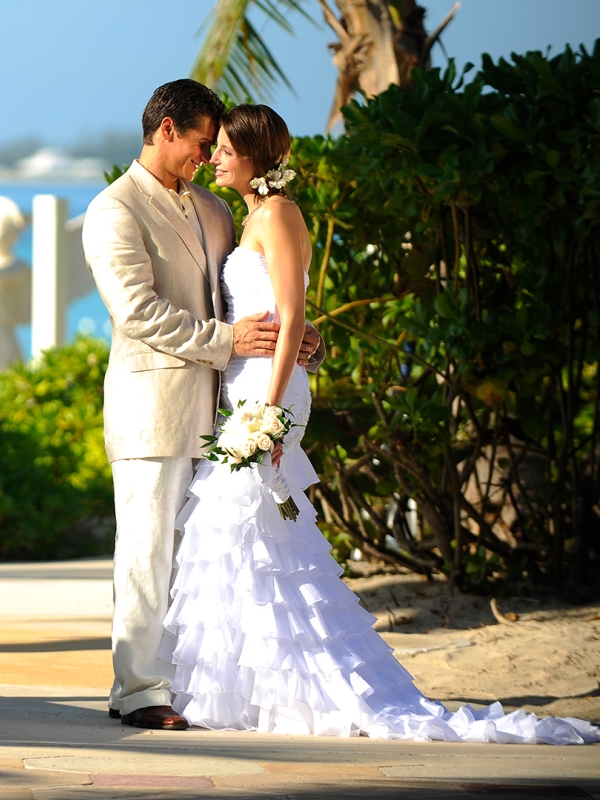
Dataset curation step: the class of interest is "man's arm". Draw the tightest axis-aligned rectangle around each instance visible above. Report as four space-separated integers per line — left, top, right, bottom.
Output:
83 194 235 369
84 192 284 366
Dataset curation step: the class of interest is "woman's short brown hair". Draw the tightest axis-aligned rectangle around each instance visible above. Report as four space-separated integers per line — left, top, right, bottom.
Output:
220 104 291 196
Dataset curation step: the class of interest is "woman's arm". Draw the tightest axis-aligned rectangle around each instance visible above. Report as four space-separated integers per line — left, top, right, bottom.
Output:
258 200 310 407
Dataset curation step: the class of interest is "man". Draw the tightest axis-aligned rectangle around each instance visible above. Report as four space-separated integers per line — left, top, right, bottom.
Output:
83 80 321 730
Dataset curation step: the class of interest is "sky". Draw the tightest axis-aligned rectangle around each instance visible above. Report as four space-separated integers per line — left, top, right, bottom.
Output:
1 0 599 149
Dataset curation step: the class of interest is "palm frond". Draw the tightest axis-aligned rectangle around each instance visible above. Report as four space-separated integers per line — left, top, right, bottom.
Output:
191 0 313 103
191 0 252 90
253 0 313 35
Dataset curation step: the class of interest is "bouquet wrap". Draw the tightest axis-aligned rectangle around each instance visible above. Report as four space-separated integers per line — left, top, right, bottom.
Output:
200 400 301 521
258 457 300 522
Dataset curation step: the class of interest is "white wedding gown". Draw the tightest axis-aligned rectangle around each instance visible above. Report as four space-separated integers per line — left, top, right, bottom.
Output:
160 246 599 744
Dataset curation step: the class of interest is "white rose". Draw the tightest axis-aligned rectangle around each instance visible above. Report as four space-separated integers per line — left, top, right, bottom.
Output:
256 433 274 452
262 405 282 424
262 415 285 436
239 438 258 458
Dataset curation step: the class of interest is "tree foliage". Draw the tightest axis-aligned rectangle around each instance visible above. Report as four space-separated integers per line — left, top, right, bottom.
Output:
287 43 600 591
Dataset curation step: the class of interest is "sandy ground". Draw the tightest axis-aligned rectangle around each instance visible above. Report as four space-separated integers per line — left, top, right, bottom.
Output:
345 565 600 724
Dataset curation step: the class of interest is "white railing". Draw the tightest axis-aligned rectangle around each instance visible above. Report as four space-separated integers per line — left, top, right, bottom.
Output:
31 196 69 359
0 194 95 368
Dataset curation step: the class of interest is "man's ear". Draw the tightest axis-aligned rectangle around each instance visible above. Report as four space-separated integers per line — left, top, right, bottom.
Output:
160 117 176 142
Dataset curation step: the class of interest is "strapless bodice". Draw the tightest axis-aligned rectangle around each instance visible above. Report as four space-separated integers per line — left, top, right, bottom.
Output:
220 246 311 451
222 246 309 324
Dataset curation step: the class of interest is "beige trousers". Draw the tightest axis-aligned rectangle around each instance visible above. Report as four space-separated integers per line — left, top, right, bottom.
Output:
109 456 193 715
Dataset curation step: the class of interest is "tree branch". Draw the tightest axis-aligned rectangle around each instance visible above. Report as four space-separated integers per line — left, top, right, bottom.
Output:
421 2 461 65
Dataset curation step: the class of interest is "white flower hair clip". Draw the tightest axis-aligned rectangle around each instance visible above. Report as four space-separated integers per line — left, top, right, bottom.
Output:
250 158 296 196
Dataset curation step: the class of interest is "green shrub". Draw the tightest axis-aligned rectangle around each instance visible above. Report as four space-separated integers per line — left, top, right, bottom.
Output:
291 43 600 591
0 336 114 560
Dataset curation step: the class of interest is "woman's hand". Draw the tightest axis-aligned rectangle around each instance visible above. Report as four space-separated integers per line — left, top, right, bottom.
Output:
271 441 284 468
297 324 321 367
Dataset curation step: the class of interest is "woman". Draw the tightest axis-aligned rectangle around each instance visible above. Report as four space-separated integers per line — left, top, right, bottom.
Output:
160 105 599 744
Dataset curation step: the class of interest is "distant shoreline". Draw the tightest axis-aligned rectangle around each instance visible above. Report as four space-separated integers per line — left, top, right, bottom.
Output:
0 177 105 187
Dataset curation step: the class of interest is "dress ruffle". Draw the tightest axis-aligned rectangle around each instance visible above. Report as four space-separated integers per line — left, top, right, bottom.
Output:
160 451 600 745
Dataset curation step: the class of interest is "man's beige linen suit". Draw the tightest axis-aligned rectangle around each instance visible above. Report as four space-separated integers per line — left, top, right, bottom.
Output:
83 160 236 715
84 160 235 462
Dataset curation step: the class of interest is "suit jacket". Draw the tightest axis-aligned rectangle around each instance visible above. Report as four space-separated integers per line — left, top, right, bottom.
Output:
82 160 236 462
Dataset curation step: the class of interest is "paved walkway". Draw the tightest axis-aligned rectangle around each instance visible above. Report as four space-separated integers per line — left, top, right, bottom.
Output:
0 559 599 799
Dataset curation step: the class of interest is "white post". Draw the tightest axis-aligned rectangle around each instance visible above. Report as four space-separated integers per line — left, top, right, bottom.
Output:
31 195 69 359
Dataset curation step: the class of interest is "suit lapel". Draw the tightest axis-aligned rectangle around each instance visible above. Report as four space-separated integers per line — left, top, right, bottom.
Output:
129 161 209 282
150 193 209 282
188 187 222 296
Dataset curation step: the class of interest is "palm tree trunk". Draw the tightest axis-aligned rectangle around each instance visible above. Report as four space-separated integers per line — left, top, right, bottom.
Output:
318 0 459 130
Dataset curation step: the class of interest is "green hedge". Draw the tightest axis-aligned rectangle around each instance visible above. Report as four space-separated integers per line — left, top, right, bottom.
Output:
0 336 114 560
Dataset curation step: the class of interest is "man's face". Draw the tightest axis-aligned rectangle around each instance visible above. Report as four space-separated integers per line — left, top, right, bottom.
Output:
165 115 218 182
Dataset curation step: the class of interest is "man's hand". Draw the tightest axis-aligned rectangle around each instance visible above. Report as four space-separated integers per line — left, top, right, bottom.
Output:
297 324 320 367
232 311 280 357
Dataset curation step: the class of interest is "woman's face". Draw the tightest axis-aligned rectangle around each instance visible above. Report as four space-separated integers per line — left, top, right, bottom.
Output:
210 129 255 194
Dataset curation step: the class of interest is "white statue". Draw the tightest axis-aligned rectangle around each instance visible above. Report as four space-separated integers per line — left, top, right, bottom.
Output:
0 197 31 368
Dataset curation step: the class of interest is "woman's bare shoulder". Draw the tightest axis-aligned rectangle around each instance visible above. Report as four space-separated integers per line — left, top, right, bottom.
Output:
259 197 311 268
262 195 303 220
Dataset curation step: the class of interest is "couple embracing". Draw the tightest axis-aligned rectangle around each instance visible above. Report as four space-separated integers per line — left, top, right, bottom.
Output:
83 79 599 744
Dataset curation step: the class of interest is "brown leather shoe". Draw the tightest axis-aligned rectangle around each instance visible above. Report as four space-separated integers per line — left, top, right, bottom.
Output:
108 707 121 719
121 705 189 730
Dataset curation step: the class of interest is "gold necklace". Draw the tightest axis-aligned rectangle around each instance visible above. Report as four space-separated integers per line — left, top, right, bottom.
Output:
242 201 265 227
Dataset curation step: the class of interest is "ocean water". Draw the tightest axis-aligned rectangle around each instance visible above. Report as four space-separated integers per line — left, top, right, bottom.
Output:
0 182 108 358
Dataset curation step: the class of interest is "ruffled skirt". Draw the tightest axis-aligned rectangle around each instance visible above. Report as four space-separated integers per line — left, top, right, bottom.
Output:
160 446 600 745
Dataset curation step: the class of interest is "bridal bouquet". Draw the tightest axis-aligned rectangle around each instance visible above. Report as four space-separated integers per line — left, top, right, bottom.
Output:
200 400 300 521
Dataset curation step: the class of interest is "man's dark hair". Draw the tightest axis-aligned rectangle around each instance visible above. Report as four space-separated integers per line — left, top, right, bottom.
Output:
142 79 225 144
